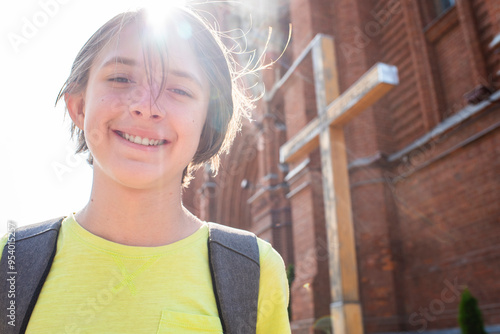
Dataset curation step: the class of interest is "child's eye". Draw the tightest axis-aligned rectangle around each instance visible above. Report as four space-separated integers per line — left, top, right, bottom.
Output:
168 88 191 97
109 77 131 83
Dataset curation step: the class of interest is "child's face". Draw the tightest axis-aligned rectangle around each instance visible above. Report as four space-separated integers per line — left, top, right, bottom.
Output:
68 22 210 190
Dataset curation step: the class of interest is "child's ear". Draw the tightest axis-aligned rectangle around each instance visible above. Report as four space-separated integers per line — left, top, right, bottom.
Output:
65 92 86 130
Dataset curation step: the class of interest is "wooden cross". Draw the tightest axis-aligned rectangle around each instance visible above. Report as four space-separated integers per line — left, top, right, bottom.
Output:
280 35 398 334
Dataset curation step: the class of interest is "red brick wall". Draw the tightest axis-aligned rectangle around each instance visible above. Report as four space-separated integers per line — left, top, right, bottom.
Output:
472 0 500 87
285 162 331 326
185 1 500 333
350 166 405 333
430 10 475 118
375 0 426 151
392 105 500 331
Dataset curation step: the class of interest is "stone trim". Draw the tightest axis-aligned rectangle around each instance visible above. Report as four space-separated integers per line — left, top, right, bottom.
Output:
388 90 500 162
284 157 311 184
285 181 310 199
489 33 500 50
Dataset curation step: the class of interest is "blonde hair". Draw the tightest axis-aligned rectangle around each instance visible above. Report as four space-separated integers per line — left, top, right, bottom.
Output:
56 6 253 187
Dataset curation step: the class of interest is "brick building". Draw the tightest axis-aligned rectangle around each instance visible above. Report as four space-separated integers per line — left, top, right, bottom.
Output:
184 0 500 333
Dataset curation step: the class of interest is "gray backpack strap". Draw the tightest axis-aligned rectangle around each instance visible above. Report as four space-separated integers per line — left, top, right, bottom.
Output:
207 223 260 334
0 217 63 334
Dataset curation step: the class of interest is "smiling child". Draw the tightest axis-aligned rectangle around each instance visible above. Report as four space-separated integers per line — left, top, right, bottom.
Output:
0 5 291 334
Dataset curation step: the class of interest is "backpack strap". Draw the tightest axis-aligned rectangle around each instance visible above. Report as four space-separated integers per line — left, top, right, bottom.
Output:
207 223 260 334
0 217 64 334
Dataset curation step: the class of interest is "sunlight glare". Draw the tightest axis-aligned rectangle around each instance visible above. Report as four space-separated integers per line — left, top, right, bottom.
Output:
143 0 189 36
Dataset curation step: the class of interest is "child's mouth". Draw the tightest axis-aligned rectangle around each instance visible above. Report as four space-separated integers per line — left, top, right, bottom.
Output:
116 131 167 147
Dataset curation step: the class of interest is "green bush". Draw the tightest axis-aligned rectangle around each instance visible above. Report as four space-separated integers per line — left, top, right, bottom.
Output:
458 288 487 334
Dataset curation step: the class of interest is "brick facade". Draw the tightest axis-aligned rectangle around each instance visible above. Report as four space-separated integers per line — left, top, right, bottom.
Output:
185 0 500 332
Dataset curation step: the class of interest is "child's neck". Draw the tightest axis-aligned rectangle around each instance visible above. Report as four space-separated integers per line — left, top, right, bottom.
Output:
75 170 202 247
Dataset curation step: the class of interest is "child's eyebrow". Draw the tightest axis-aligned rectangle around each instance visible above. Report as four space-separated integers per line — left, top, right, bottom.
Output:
102 56 138 68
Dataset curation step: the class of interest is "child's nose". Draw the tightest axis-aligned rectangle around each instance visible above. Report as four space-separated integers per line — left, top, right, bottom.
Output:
128 85 164 119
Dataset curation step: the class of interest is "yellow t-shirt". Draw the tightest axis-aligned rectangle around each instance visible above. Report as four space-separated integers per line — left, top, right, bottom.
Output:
0 215 291 333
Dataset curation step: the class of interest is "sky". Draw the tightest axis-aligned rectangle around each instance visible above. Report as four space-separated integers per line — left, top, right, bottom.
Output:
0 0 191 234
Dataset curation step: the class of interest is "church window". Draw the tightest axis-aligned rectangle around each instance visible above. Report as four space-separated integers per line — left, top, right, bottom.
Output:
420 0 456 28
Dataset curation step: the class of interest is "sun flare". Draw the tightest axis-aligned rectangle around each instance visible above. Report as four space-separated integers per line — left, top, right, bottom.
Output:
143 0 188 33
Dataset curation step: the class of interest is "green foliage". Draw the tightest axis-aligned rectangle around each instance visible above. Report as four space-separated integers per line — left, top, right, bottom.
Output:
458 288 487 334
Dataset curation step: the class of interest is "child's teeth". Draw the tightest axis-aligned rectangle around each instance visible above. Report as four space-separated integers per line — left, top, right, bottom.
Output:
121 132 163 146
